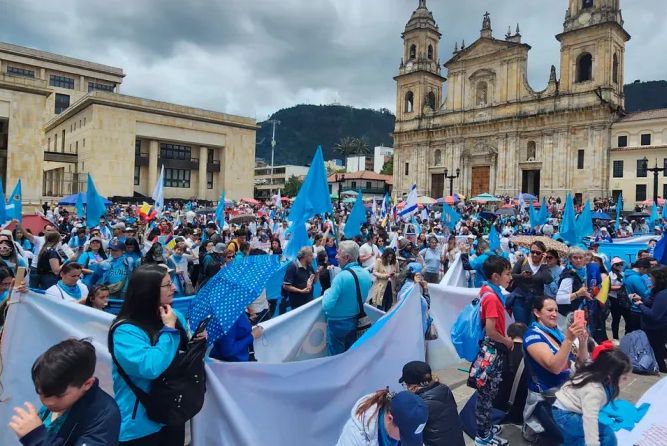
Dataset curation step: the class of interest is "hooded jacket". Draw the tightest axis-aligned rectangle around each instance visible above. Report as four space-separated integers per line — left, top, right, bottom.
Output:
336 395 381 446
415 382 465 446
624 269 651 313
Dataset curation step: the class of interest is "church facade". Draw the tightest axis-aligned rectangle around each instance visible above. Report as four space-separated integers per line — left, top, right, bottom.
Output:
393 0 630 203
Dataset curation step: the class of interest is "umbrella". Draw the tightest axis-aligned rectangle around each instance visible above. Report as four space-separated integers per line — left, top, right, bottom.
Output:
343 197 356 204
437 196 458 205
341 190 357 197
57 192 111 206
187 255 283 343
240 198 259 205
4 215 53 235
640 198 666 206
591 211 612 220
470 193 501 202
628 212 649 219
417 196 437 205
516 193 537 201
501 204 514 209
480 211 497 221
229 214 255 224
511 235 569 256
495 208 517 216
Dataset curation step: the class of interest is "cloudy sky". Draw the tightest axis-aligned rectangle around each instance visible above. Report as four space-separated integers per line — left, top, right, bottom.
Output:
0 0 663 120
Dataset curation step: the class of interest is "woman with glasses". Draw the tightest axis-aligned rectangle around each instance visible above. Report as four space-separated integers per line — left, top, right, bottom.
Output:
78 237 108 287
509 241 553 324
44 262 88 302
0 238 28 275
543 249 564 300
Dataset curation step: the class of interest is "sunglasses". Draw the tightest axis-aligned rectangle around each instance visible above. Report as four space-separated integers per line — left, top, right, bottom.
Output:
530 251 544 256
545 255 555 260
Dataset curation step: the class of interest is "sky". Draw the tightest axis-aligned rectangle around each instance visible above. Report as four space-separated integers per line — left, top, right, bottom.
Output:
0 0 663 121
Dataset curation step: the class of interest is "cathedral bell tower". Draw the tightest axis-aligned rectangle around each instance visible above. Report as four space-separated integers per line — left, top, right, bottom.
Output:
394 0 446 121
557 0 630 109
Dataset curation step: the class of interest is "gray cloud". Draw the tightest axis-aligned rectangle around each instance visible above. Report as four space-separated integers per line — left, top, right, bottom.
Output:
0 0 664 119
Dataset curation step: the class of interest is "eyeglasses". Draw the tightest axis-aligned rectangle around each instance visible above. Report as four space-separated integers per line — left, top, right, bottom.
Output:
160 282 174 288
545 255 555 260
530 251 545 256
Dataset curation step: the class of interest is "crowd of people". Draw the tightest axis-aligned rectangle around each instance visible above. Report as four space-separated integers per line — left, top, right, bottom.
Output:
2 192 665 446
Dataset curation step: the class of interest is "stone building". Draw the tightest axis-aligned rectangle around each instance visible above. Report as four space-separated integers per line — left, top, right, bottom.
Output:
0 42 256 204
393 0 630 203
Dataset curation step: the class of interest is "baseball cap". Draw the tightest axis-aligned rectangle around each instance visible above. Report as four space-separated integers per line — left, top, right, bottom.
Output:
112 222 126 230
611 257 624 266
407 262 422 274
389 391 428 446
213 242 226 254
108 239 125 251
398 361 432 385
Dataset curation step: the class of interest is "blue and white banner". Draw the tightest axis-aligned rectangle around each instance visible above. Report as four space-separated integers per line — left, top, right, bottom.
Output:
398 184 418 220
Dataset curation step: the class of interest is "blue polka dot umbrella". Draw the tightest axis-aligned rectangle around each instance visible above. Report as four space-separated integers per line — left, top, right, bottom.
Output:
188 254 283 343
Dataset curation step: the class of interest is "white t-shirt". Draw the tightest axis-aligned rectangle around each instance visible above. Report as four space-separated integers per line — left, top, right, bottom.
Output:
45 282 89 301
30 236 46 267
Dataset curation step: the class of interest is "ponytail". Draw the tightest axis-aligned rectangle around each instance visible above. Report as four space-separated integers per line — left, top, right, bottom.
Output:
355 388 393 428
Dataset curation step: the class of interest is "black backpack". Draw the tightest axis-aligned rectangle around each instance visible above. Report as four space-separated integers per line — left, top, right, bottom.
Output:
108 319 207 426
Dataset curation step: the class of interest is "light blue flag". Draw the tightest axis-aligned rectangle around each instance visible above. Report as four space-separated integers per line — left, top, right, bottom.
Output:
615 194 623 231
560 193 577 246
380 193 389 218
85 175 107 224
662 200 667 222
411 216 421 236
488 224 500 251
649 202 659 229
289 146 333 222
529 201 538 229
285 218 310 260
344 191 366 239
75 192 85 218
151 165 165 217
215 191 226 228
537 198 549 226
441 202 461 230
575 199 593 243
0 179 6 226
7 179 22 222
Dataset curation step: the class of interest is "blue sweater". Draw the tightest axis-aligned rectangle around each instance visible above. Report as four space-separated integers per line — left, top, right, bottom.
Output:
322 262 372 320
639 289 667 331
624 269 651 313
110 311 187 441
209 313 253 362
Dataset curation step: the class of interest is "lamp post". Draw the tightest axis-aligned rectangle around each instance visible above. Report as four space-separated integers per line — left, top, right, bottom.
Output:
642 157 664 205
335 173 345 208
267 119 280 196
444 167 461 197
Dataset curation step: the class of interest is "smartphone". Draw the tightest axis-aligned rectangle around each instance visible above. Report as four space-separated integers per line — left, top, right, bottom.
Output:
574 309 586 327
193 314 212 338
8 267 26 300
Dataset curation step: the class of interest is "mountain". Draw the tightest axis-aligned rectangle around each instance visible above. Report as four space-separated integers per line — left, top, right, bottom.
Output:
255 104 395 166
624 80 667 113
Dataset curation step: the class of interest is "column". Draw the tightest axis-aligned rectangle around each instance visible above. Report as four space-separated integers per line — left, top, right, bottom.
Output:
148 140 158 195
198 146 207 199
79 75 85 92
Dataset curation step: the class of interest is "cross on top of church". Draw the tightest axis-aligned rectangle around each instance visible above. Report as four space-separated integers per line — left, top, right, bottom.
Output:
482 11 491 30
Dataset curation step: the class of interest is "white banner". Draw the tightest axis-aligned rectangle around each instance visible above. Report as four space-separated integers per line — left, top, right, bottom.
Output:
0 287 425 446
616 377 667 446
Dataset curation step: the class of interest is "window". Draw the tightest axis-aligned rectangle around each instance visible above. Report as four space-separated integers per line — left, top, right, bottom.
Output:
207 171 213 189
476 81 488 106
576 53 592 83
54 134 58 151
47 137 51 150
49 75 74 89
404 91 414 113
617 135 627 147
75 141 78 153
612 53 619 84
582 0 594 8
427 44 433 60
577 150 585 169
135 139 141 156
207 148 214 163
612 189 622 203
160 143 192 160
55 93 70 114
164 168 191 188
84 117 86 126
351 181 357 189
404 162 410 176
637 159 647 177
83 138 85 147
7 66 34 78
664 184 667 200
409 44 416 60
527 141 536 160
366 181 372 190
641 134 651 146
134 165 140 186
664 158 667 177
434 149 442 165
636 184 647 202
88 82 114 92
61 129 65 151
612 160 623 178
427 91 436 110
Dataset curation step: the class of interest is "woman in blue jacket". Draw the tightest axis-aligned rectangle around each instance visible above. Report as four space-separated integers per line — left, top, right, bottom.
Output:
109 264 205 445
633 266 667 373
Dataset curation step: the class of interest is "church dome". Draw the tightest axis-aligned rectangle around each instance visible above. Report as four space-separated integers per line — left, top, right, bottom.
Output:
403 0 440 35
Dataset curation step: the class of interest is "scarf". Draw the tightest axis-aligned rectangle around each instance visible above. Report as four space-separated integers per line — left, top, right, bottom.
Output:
57 280 81 299
485 282 507 306
377 408 399 446
531 321 565 345
567 262 587 284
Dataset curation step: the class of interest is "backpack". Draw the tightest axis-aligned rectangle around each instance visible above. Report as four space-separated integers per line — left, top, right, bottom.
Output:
619 330 659 375
451 287 494 362
108 319 208 426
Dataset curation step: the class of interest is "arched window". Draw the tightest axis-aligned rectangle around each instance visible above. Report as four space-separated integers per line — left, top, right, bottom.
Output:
405 91 414 113
434 149 442 165
427 91 436 110
613 53 619 84
476 81 488 106
409 44 416 60
576 53 593 83
427 44 433 60
582 0 594 8
527 141 536 161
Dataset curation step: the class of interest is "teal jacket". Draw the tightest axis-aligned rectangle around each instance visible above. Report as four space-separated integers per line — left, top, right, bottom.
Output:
111 311 188 441
322 262 372 320
466 250 492 287
624 269 651 313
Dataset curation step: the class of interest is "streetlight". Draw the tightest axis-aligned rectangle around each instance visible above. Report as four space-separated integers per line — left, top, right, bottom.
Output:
267 119 280 196
642 157 664 205
444 167 461 196
335 173 345 208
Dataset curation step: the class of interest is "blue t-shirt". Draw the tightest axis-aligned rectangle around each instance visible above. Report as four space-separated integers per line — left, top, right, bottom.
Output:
419 247 441 273
523 327 571 392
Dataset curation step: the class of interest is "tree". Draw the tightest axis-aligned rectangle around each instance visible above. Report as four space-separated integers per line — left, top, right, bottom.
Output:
283 175 304 197
334 137 358 164
381 155 394 175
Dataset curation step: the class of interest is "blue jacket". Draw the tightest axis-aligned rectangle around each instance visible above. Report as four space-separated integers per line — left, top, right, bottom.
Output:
322 262 372 320
209 314 253 362
624 269 651 313
110 311 187 441
462 250 492 287
20 379 120 446
639 288 667 331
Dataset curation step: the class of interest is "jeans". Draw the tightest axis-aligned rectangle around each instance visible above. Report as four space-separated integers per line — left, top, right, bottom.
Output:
552 407 617 446
326 317 357 356
511 294 534 325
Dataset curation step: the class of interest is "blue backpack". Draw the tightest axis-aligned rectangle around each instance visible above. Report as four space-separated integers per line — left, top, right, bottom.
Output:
451 287 494 362
619 330 659 375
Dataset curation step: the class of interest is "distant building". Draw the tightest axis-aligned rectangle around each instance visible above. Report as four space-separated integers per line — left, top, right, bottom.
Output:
254 164 309 200
346 146 394 174
609 109 667 210
328 171 392 200
0 41 256 203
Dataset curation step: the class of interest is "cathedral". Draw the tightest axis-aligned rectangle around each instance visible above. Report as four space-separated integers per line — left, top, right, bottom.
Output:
392 0 630 203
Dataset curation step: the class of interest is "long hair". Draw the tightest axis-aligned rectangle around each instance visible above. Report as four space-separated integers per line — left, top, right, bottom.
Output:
86 240 107 259
569 348 631 400
38 232 61 258
650 266 667 294
381 248 396 266
355 388 393 427
115 264 167 332
0 239 18 265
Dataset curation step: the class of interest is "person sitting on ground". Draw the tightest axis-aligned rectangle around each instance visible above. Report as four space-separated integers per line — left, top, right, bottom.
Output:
83 285 110 311
8 339 120 445
399 361 465 446
552 345 632 446
45 262 88 302
336 389 428 446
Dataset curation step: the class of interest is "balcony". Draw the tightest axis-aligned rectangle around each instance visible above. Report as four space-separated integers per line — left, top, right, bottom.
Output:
207 160 220 172
159 157 199 170
135 153 149 167
44 151 78 164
